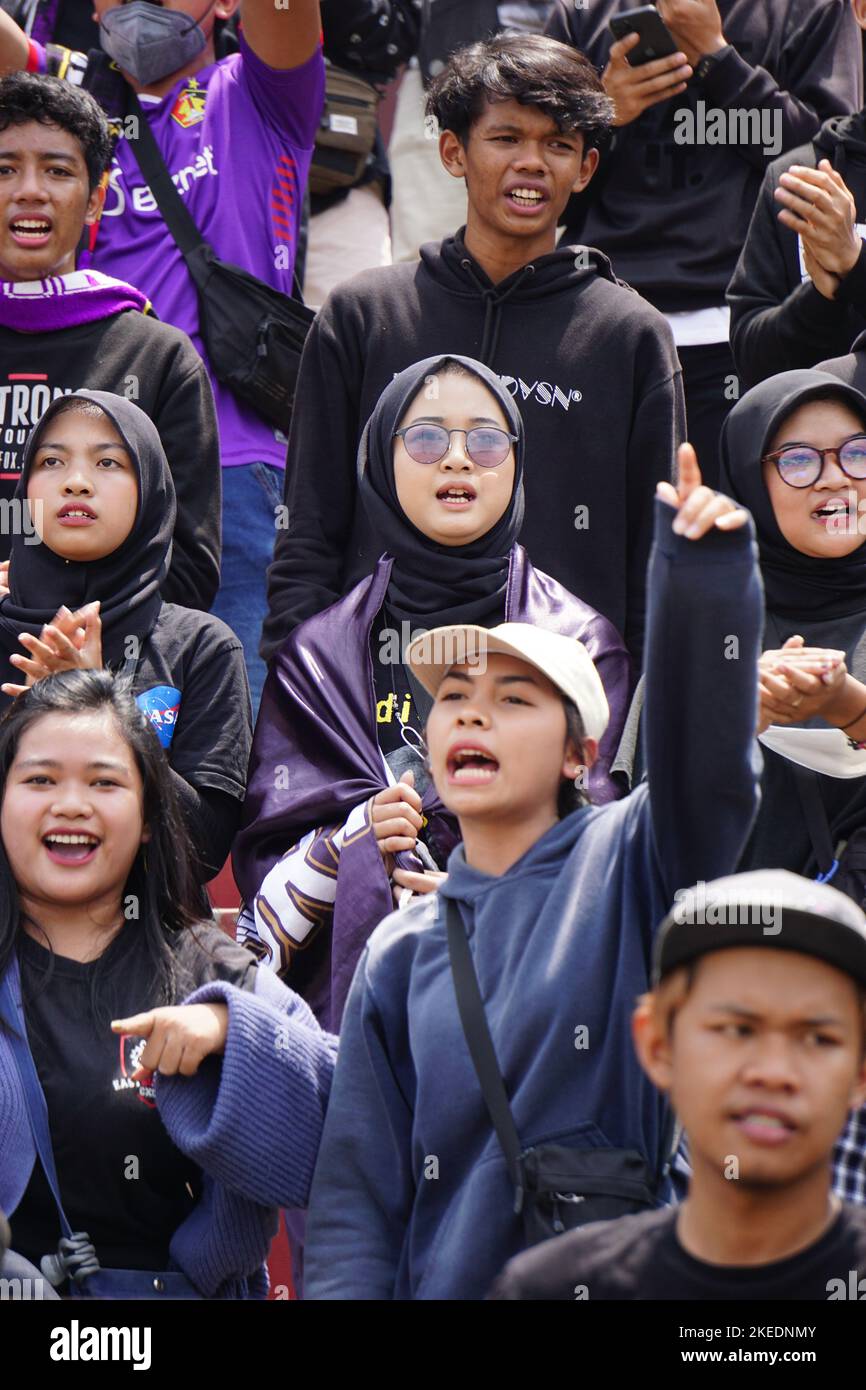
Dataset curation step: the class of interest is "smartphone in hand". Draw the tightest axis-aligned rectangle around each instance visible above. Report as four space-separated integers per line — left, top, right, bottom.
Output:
609 5 678 67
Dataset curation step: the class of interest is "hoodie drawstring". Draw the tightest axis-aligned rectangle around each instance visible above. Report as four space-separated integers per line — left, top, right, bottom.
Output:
459 260 536 365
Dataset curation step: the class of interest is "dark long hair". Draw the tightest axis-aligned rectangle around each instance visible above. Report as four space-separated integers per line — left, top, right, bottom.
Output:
0 670 206 1012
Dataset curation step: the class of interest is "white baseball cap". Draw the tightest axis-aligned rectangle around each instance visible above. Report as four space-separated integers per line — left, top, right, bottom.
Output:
405 622 610 742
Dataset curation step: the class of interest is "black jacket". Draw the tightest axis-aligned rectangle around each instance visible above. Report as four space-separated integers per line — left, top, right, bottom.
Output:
728 113 866 389
262 233 684 665
546 0 862 312
0 310 221 609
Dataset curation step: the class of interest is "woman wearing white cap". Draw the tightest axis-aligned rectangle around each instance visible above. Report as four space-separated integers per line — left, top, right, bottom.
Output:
304 446 763 1301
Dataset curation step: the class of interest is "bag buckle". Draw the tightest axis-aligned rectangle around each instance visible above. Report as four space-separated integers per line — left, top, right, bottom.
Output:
41 1232 101 1288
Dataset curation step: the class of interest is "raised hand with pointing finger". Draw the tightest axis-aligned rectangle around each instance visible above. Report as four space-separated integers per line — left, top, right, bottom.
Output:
656 442 750 538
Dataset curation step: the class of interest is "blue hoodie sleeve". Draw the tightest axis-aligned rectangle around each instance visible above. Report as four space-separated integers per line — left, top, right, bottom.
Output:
304 937 418 1299
154 968 338 1211
643 497 763 903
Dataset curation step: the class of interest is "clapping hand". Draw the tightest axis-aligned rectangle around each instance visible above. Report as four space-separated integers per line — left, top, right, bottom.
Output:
776 160 862 298
1 601 102 698
758 635 847 733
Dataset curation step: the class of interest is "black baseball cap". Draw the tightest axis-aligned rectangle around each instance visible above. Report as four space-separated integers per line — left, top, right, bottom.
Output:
653 870 866 990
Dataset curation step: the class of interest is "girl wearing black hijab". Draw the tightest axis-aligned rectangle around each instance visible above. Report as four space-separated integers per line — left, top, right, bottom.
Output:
720 367 866 1208
0 390 251 882
234 355 633 1031
719 369 866 890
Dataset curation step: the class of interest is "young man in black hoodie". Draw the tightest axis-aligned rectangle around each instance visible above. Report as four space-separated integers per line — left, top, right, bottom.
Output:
546 0 861 484
729 0 866 389
0 72 221 607
263 33 685 668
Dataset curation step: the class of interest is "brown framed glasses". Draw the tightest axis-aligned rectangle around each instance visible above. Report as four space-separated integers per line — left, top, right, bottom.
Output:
763 434 866 489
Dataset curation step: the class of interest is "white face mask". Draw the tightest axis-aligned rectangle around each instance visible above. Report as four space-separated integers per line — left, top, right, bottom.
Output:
99 0 214 86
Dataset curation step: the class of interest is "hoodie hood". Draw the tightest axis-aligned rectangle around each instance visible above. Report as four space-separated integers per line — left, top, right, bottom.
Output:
813 112 866 172
420 230 622 364
440 802 597 912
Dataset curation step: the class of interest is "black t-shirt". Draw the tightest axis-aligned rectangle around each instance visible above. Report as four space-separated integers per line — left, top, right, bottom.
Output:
491 1205 866 1300
133 603 252 801
11 922 256 1273
370 612 428 760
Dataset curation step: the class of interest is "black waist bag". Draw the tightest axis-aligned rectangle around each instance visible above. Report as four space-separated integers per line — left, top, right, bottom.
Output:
125 89 314 434
446 902 662 1246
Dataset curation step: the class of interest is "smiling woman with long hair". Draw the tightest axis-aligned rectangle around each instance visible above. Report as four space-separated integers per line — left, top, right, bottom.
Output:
0 670 336 1299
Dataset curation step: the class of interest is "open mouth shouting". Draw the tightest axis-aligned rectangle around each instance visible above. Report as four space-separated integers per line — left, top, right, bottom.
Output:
504 181 548 215
57 502 98 526
811 495 854 530
437 482 477 510
42 829 101 866
8 216 53 247
446 743 501 786
731 1106 799 1148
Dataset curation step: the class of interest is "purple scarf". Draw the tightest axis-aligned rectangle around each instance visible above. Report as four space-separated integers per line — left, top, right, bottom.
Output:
234 547 632 1029
0 271 151 333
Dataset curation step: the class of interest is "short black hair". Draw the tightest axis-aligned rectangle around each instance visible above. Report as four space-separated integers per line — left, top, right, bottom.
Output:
0 72 112 192
427 33 613 151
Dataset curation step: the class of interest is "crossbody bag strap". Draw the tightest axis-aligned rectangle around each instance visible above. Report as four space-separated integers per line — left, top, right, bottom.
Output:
792 765 839 883
124 87 207 262
0 955 72 1237
445 900 525 1213
123 87 308 303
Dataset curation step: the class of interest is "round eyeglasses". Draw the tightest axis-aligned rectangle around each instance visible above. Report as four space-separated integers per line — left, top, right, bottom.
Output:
763 434 866 489
393 424 518 469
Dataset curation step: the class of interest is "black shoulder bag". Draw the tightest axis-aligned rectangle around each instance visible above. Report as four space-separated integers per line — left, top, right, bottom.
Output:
446 901 664 1247
123 88 315 434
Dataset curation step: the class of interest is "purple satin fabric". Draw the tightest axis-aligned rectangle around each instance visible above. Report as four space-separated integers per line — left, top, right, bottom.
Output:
234 547 632 1028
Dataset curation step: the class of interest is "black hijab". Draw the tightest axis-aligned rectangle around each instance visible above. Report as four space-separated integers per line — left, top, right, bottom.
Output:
719 370 866 626
0 389 174 669
358 354 525 629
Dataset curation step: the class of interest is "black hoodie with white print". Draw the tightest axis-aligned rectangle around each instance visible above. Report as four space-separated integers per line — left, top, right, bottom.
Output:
262 233 684 666
728 113 866 389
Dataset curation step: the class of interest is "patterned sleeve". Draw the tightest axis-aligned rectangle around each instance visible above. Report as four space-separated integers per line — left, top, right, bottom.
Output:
238 801 370 975
29 39 89 84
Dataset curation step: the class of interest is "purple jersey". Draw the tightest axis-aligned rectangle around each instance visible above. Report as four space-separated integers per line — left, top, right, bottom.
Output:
46 36 324 468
